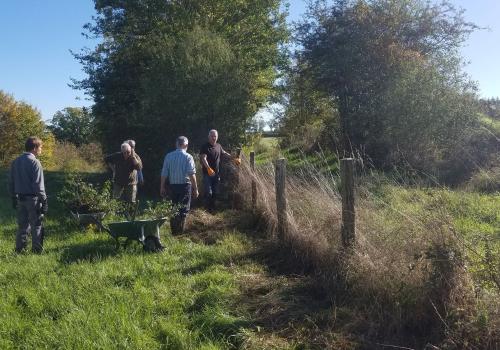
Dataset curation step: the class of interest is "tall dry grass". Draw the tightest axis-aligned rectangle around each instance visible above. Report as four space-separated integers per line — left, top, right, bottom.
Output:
232 155 499 348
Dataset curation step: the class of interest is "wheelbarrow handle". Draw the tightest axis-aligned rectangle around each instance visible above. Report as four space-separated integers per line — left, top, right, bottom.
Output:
89 215 111 234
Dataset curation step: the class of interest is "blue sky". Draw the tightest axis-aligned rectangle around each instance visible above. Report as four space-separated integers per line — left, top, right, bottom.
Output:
0 0 499 121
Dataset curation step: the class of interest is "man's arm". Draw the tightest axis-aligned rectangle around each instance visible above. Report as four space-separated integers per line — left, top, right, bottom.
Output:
188 174 199 199
160 155 169 197
8 162 17 209
131 151 142 170
220 146 232 158
188 156 198 198
33 160 47 201
199 154 210 170
104 152 118 168
8 161 15 197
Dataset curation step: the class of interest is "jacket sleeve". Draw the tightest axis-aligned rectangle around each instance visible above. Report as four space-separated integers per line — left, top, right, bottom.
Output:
104 153 117 164
8 161 15 197
132 153 142 170
33 160 47 200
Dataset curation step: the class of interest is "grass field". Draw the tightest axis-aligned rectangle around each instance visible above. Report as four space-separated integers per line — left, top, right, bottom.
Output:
0 171 340 349
0 171 257 349
1 157 498 349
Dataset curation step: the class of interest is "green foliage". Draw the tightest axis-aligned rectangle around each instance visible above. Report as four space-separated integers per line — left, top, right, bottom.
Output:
73 0 288 183
0 90 54 168
58 175 118 214
48 107 96 146
49 141 105 172
137 200 178 221
285 0 484 182
479 97 500 120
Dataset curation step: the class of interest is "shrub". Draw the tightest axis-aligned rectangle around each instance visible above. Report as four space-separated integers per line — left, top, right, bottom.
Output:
49 142 104 172
467 167 500 193
58 175 118 214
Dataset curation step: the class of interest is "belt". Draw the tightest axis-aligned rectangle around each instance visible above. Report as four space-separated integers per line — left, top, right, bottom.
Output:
17 194 37 201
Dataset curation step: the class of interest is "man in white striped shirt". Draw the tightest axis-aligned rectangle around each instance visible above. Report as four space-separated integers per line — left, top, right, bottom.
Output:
160 136 199 234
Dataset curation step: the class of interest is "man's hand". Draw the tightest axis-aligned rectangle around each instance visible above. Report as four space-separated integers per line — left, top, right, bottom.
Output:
11 196 17 210
192 187 199 199
160 186 166 198
41 198 48 215
207 167 216 177
233 157 241 166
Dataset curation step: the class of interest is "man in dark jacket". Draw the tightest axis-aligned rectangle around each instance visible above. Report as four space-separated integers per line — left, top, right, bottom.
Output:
105 142 142 203
8 136 48 253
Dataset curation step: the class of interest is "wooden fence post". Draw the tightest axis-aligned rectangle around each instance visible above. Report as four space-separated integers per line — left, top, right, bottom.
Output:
275 158 287 241
250 151 256 210
341 158 355 248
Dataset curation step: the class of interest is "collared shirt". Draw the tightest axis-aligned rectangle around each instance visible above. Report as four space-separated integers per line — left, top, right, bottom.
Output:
161 149 196 185
8 152 46 199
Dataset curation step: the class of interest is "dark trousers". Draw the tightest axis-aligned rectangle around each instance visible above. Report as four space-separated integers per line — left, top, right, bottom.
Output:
169 183 191 234
203 174 219 210
16 196 43 253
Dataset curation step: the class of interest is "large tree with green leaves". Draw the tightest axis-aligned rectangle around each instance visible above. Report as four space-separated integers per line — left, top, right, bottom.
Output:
49 107 95 146
74 0 288 180
287 0 482 180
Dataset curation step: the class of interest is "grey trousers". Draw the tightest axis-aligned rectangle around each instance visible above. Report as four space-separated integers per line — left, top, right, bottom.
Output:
16 197 43 253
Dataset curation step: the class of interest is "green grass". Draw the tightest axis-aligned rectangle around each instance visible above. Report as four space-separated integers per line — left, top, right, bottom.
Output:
0 171 254 349
1 158 498 348
368 183 500 289
246 137 339 174
479 113 500 135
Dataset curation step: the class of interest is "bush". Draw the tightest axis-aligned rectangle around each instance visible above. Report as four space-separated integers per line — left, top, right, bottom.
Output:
467 167 500 193
58 176 117 214
49 142 104 172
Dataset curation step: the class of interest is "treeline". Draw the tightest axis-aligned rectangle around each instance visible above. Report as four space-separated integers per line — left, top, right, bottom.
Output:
279 0 498 184
0 91 103 172
2 0 498 185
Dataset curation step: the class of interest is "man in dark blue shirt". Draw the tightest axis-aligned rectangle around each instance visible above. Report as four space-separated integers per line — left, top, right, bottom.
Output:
8 137 48 253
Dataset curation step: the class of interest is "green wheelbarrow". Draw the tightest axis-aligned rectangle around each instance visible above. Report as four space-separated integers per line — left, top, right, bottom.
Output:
92 217 168 252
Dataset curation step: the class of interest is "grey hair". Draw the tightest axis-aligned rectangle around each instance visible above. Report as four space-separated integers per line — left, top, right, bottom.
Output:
176 136 189 148
121 143 131 152
208 129 218 136
126 139 136 149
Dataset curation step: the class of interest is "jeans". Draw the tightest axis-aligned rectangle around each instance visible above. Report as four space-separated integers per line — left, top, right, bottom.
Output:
203 174 219 209
169 183 192 218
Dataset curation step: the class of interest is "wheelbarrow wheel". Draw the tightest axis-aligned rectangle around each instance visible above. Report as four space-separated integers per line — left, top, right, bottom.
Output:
144 236 156 252
144 236 164 253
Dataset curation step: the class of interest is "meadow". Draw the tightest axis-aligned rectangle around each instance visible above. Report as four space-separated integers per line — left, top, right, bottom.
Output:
1 153 498 349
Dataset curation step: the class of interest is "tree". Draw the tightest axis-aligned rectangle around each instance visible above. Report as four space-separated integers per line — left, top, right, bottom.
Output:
49 107 95 146
287 0 481 178
0 90 54 168
73 0 288 182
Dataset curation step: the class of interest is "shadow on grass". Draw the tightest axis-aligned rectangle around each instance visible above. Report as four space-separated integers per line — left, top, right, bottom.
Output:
58 239 122 264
